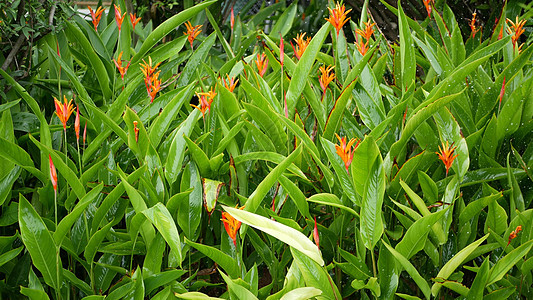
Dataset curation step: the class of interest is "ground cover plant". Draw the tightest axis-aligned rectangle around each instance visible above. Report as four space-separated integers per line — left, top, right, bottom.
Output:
0 0 533 298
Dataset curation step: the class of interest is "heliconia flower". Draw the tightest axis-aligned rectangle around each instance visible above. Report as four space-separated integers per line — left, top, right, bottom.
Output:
422 0 433 18
114 4 126 31
335 133 360 171
319 65 335 94
280 34 284 67
355 37 369 56
356 20 376 41
133 121 139 143
325 2 352 36
54 96 75 130
221 206 244 246
255 53 268 77
290 33 311 60
436 141 458 176
355 21 375 56
83 121 87 146
223 75 239 92
508 225 522 245
192 88 217 117
313 217 320 248
499 76 505 108
113 51 131 81
49 155 57 192
88 6 104 31
75 106 80 141
184 21 202 50
130 13 141 30
140 57 162 103
230 7 235 32
469 12 481 38
506 17 526 51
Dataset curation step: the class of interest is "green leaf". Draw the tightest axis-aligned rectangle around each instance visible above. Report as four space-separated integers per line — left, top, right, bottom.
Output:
85 220 114 263
382 241 430 300
145 269 187 294
0 136 46 183
307 193 358 217
219 270 258 299
184 238 240 278
361 153 385 250
291 247 341 299
18 194 61 291
285 22 331 118
431 234 489 296
323 81 356 141
465 257 489 300
398 1 416 90
351 135 379 197
245 145 302 215
0 246 23 268
487 240 533 285
131 0 217 64
165 109 201 184
224 205 324 266
396 209 447 259
142 203 183 267
177 33 217 87
320 137 357 203
280 287 322 300
269 2 297 38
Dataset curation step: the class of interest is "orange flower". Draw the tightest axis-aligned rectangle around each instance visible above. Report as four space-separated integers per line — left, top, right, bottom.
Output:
469 12 481 38
355 21 375 55
113 51 131 81
184 21 202 50
506 17 526 51
114 4 126 31
88 6 104 31
83 121 87 146
319 65 335 94
279 34 284 66
133 121 139 143
49 155 57 192
230 7 235 31
223 75 239 92
54 96 75 130
255 53 268 77
335 133 360 171
130 13 141 30
422 0 433 18
436 141 458 176
192 88 217 117
313 217 320 248
140 57 162 103
290 33 311 60
325 2 351 36
221 206 244 246
75 106 80 141
508 225 522 245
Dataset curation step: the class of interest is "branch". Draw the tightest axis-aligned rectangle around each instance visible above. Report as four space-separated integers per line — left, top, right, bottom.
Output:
1 34 26 71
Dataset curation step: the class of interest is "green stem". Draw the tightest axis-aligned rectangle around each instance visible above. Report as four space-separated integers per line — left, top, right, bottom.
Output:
77 139 82 175
54 190 58 225
371 248 377 278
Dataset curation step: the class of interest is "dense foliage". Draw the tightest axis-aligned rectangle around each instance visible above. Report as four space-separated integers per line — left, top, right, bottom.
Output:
0 0 533 299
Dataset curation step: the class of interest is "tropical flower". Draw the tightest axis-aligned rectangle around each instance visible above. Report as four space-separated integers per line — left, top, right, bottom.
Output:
221 206 244 246
113 51 131 81
130 13 141 30
506 17 526 51
54 95 75 130
222 75 239 92
88 6 104 31
255 53 268 77
184 21 202 50
436 141 458 176
140 57 162 103
469 12 481 38
83 121 87 146
498 76 505 111
313 217 320 248
291 33 311 60
335 133 360 171
49 155 57 192
422 0 433 18
508 225 522 245
319 65 335 94
133 121 139 143
279 34 284 66
230 7 235 32
192 88 217 117
75 106 80 142
114 4 126 31
355 21 375 55
325 2 351 36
